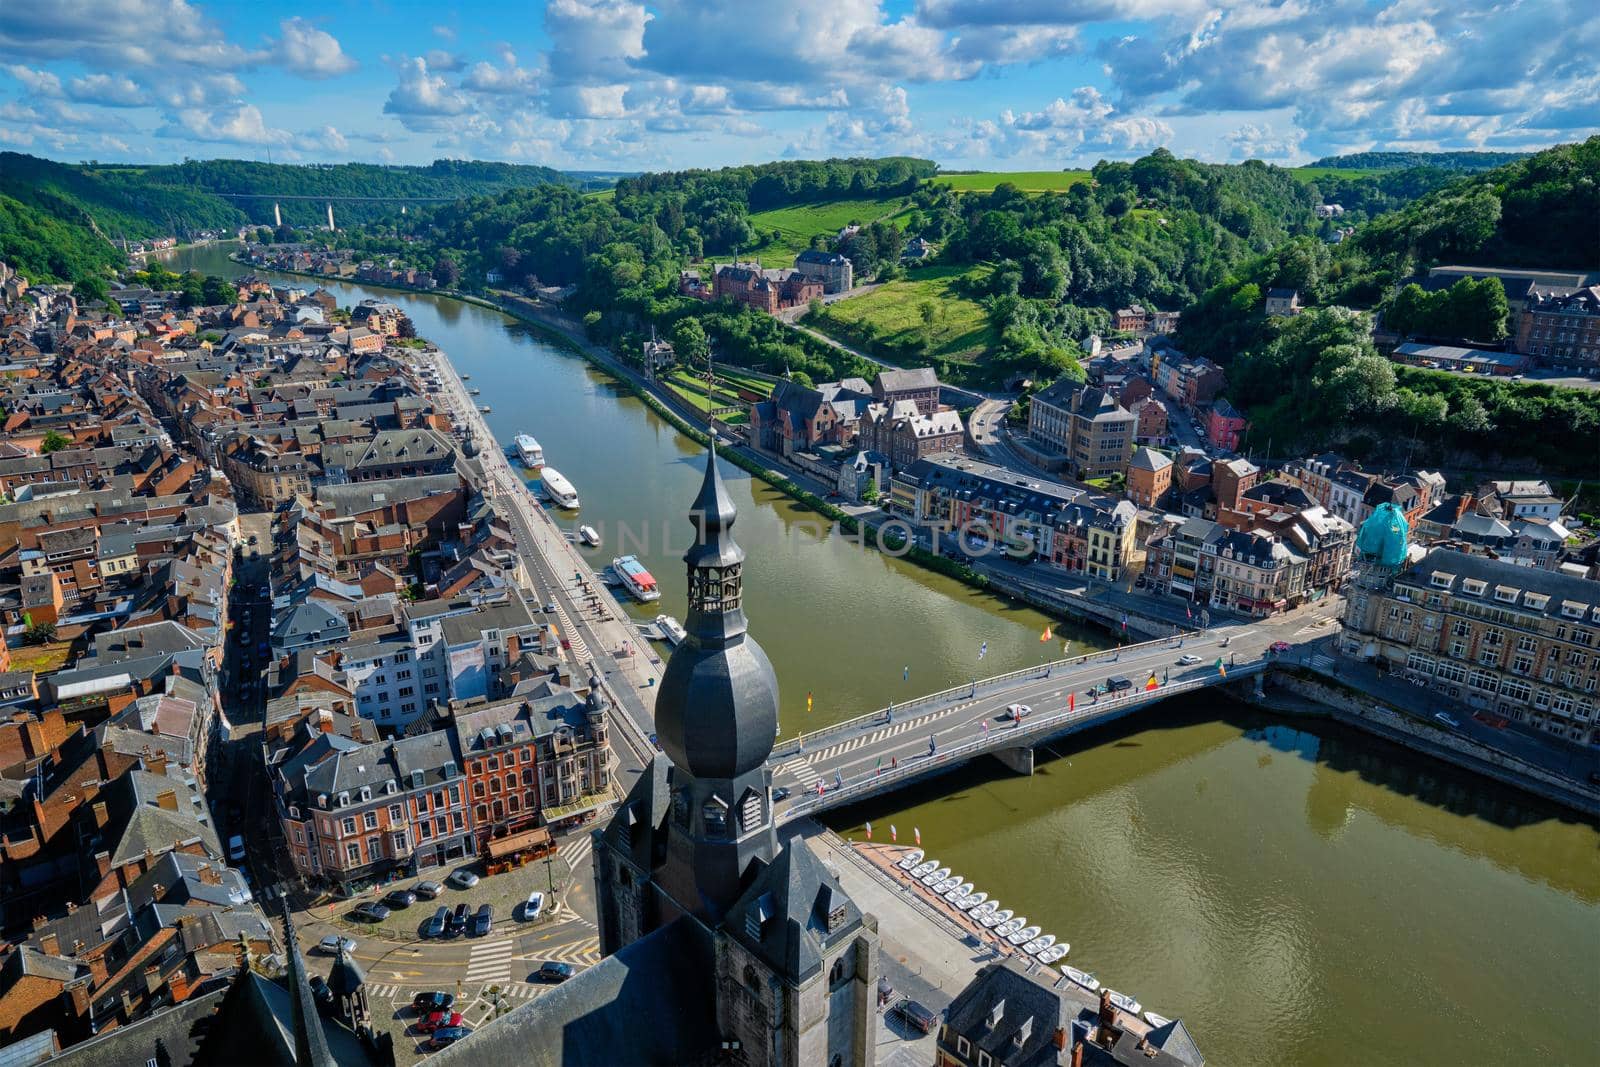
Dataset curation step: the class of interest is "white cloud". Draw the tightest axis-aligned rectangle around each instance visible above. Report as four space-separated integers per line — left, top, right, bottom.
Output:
4 65 63 96
150 74 246 109
424 49 465 73
1222 121 1302 161
66 73 146 107
968 86 1174 160
275 17 357 79
383 56 471 126
461 53 538 95
157 103 291 146
310 124 348 152
0 0 260 69
544 0 647 86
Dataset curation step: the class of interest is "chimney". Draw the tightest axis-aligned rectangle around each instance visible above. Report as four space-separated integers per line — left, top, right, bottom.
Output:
1053 1028 1067 1051
156 788 178 811
1069 1035 1085 1067
196 863 221 885
1098 989 1119 1041
92 801 109 828
147 750 169 776
318 708 333 733
39 931 60 956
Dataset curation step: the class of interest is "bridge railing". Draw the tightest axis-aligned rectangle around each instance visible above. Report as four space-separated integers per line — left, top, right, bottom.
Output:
777 660 1266 823
772 630 1205 761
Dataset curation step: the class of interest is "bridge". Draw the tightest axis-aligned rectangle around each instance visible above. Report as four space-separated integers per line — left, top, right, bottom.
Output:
769 625 1279 824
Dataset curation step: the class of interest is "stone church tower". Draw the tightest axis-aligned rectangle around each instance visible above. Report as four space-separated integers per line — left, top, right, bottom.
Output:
593 443 879 1067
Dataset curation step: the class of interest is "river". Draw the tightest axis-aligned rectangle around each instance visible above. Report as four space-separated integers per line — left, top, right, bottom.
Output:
161 243 1600 1067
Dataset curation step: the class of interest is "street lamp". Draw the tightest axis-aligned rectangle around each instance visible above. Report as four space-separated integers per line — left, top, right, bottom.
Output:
544 852 556 897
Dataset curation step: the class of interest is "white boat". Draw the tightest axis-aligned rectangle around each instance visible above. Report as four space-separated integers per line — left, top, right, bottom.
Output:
578 524 600 547
978 908 1010 929
654 614 687 646
932 876 961 895
1143 1012 1172 1028
1037 944 1070 964
969 900 996 920
479 405 491 413
910 860 938 880
612 555 661 602
514 434 544 467
896 850 925 871
1007 924 1041 946
1023 934 1056 955
1061 967 1099 992
995 917 1024 938
921 866 951 887
468 387 481 395
541 467 580 508
1106 990 1142 1016
943 882 974 903
956 891 987 912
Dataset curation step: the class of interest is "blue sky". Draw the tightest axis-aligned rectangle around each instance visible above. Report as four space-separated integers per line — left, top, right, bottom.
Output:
1 1 1595 170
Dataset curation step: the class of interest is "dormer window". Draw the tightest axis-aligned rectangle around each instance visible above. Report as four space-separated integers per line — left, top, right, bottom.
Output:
1494 586 1519 604
1461 579 1487 597
1525 593 1550 611
701 796 729 839
359 787 371 802
337 792 349 807
1561 601 1587 620
1431 572 1454 589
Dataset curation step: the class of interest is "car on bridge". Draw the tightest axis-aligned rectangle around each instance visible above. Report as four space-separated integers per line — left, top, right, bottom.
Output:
1434 712 1460 728
1176 654 1201 666
1003 703 1032 720
1107 676 1133 693
1271 641 1292 653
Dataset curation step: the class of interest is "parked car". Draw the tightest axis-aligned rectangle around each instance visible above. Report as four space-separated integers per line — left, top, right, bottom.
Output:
413 880 445 900
1176 654 1201 666
1434 712 1460 728
447 869 480 890
1003 703 1031 721
470 903 493 937
416 1010 465 1034
424 906 449 939
383 888 417 909
532 961 574 983
412 991 455 1014
890 998 938 1034
523 891 544 922
448 903 469 936
317 935 356 955
308 974 334 1012
227 834 246 862
428 1027 472 1050
1270 641 1292 653
350 901 390 923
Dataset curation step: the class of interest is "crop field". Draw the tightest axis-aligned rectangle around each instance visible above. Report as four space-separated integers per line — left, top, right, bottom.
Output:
745 197 913 266
1287 166 1376 182
931 171 1092 193
808 264 995 365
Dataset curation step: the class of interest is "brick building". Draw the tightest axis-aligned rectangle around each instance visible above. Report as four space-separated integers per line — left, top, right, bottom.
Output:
1027 383 1136 480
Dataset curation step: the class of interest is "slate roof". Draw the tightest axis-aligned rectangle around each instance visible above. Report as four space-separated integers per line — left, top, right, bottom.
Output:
1401 548 1600 621
1129 446 1172 473
723 837 864 984
874 367 939 393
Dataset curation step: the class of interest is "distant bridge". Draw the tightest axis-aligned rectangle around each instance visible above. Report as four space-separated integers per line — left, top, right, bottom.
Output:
770 627 1272 824
212 193 463 202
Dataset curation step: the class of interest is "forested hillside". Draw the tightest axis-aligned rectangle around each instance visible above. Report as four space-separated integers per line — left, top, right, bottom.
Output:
0 194 125 294
1308 151 1531 172
1176 137 1600 475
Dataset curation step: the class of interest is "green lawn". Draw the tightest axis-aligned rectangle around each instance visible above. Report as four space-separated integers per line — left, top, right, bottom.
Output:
714 367 776 397
808 264 995 365
932 171 1092 193
1287 166 1375 182
745 197 912 267
664 372 750 423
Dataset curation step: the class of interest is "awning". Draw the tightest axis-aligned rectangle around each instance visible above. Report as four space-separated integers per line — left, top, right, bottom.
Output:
543 789 615 822
486 826 552 860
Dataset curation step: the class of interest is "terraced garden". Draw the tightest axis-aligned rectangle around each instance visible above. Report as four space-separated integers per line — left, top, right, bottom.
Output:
744 197 913 266
804 264 995 367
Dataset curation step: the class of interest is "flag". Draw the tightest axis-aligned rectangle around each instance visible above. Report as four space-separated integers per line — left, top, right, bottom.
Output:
876 756 883 774
903 665 910 681
1146 675 1159 691
807 691 813 713
979 641 988 659
913 827 921 846
1069 692 1075 711
865 821 872 840
1120 612 1128 631
1186 605 1193 621
1040 624 1052 643
1216 657 1226 678
890 825 898 843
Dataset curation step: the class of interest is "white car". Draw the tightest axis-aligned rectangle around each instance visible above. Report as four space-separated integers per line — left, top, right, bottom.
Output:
1176 654 1201 666
523 891 545 921
1004 703 1031 721
227 834 246 862
447 869 480 889
318 935 356 955
1434 712 1460 728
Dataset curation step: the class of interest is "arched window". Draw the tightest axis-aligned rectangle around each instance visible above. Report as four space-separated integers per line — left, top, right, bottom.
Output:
524 791 537 810
492 800 504 821
828 958 846 988
743 965 761 995
507 794 520 813
504 773 517 791
472 781 485 799
490 779 501 794
521 768 535 785
475 804 488 824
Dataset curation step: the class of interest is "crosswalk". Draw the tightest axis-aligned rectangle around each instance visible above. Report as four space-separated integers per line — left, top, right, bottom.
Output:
558 834 593 872
775 757 820 789
1310 654 1336 670
464 939 517 984
538 935 601 967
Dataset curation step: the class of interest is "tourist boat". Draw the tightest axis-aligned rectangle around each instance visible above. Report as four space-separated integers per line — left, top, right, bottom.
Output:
1061 967 1099 992
1106 990 1142 1016
654 615 687 645
578 524 600 547
910 860 938 880
994 917 1024 939
1143 1012 1172 1029
1023 934 1055 955
921 866 951 888
612 556 661 602
515 434 545 467
932 876 961 895
461 374 471 380
943 882 974 903
956 892 987 912
540 467 580 508
1007 924 1041 947
479 405 492 413
1037 944 1070 964
896 850 925 871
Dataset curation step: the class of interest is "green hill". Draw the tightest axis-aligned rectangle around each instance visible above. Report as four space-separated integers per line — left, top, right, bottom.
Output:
1306 150 1531 172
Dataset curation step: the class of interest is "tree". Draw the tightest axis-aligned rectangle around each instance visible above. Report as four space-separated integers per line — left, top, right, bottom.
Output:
434 255 461 288
862 480 880 504
23 620 56 645
670 317 709 366
1449 395 1494 434
39 430 71 454
201 275 239 306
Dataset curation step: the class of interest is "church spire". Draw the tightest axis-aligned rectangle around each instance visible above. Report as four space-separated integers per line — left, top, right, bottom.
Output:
684 443 745 643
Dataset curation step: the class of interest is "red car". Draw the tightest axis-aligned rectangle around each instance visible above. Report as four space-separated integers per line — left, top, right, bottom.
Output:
416 1010 465 1034
1270 641 1292 653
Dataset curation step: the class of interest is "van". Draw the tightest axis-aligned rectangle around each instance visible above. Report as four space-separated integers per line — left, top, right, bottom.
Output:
1106 675 1133 693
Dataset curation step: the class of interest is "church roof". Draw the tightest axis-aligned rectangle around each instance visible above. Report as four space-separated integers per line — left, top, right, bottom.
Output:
428 916 721 1067
723 838 864 984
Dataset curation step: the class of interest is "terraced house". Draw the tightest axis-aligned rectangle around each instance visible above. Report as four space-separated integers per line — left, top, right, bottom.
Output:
1344 547 1600 744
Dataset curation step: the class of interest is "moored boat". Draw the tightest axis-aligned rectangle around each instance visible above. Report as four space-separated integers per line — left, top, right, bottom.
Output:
978 908 1010 929
921 866 951 887
956 891 987 912
612 555 661 602
944 882 974 903
910 860 938 880
1037 944 1070 964
479 405 491 413
540 467 579 508
578 524 600 546
1061 967 1099 992
1007 924 1040 946
654 614 687 645
932 876 961 895
1106 990 1142 1016
1143 1012 1172 1028
896 849 925 871
515 434 545 467
1023 934 1055 955
995 917 1025 938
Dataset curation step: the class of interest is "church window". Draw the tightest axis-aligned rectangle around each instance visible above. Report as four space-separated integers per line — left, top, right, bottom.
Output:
740 789 763 833
702 796 729 838
744 965 761 995
828 958 846 988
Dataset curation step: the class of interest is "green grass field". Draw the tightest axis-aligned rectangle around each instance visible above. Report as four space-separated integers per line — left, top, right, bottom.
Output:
809 264 995 365
745 197 912 267
931 171 1092 193
1287 166 1375 182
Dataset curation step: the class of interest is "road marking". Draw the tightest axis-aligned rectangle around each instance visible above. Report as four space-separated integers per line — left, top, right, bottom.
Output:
464 939 517 982
558 835 593 871
774 757 820 787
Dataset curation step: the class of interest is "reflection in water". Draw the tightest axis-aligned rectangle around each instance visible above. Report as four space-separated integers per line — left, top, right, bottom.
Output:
163 243 1600 1067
